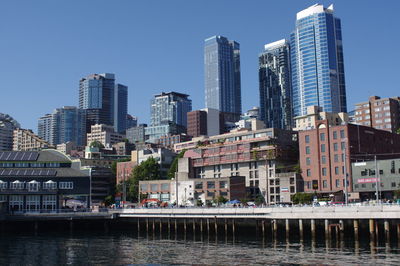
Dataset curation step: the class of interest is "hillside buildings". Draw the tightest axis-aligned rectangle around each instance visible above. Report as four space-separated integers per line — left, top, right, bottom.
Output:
86 124 123 149
354 96 400 133
13 128 53 151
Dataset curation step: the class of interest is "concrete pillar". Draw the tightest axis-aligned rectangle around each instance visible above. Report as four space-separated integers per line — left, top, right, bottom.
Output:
354 219 359 240
184 219 187 234
375 220 379 241
174 219 177 233
262 220 265 236
193 219 196 234
369 219 375 241
272 219 277 236
146 218 149 232
232 219 235 236
311 219 316 239
324 219 329 240
225 219 228 235
137 218 140 233
384 220 390 241
397 223 400 241
207 218 210 234
299 219 304 239
214 218 218 235
285 219 290 239
339 219 344 240
152 219 155 232
159 219 162 232
200 219 203 234
168 218 170 234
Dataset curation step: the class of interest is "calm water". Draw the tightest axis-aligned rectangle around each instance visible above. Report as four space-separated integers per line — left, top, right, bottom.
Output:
1 231 400 265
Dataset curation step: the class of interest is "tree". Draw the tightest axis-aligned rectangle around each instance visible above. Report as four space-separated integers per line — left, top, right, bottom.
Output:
167 150 186 179
89 140 104 149
196 199 203 207
292 192 313 204
396 128 400 135
215 195 228 205
122 157 161 202
255 194 265 206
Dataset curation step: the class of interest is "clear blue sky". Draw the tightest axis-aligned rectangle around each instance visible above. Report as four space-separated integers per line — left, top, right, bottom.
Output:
1 0 399 132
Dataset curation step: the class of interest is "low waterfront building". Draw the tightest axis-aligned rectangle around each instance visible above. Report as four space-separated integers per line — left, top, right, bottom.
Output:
139 175 246 206
352 158 400 201
131 146 176 178
156 133 191 149
0 150 90 212
13 128 53 151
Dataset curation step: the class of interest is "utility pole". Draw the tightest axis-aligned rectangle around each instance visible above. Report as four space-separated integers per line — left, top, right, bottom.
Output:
374 155 379 202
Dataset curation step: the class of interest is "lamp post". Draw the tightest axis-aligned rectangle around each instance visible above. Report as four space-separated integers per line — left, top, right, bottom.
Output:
374 155 379 202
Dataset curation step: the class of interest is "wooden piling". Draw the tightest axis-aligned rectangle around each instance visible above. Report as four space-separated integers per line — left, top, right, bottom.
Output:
353 219 359 240
324 219 329 240
285 219 289 239
384 220 390 241
299 219 304 239
369 219 375 241
311 219 316 239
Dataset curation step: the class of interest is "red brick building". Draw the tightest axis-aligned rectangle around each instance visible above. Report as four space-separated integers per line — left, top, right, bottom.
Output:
299 122 400 196
116 161 136 184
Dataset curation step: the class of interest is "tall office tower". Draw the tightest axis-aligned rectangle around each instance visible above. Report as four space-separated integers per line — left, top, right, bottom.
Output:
114 84 128 134
146 92 192 143
79 73 116 130
290 4 347 117
259 40 292 129
37 107 86 146
204 35 242 114
0 113 20 151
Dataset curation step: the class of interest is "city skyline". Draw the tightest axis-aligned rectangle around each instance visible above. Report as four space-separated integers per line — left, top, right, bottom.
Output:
2 1 400 131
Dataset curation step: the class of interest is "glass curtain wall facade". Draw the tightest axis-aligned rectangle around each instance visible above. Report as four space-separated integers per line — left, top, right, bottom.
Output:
37 107 86 146
79 73 115 128
204 36 242 115
290 4 347 117
259 39 292 129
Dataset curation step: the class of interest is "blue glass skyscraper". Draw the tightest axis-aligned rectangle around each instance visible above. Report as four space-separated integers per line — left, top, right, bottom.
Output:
290 4 347 117
114 84 128 133
204 36 241 114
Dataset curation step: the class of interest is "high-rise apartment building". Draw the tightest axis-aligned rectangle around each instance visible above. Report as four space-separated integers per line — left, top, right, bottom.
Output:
126 124 147 144
204 36 241 114
354 96 400 133
146 92 192 143
0 113 20 151
126 115 138 129
259 40 292 129
290 4 347 117
86 124 123 148
79 73 128 133
37 106 86 146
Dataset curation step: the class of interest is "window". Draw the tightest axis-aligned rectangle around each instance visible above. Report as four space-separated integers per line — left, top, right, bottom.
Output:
207 191 215 197
392 182 396 188
220 191 228 196
335 167 339 175
340 142 345 151
340 130 345 139
42 195 57 211
333 131 337 139
320 133 325 141
334 154 338 163
322 168 327 176
10 181 24 190
150 184 158 191
43 181 57 190
306 157 311 165
219 181 228 189
27 181 40 192
361 184 366 188
306 146 310 154
335 179 340 188
333 143 338 151
195 182 203 189
59 182 73 189
321 144 326 152
306 169 311 177
140 184 148 192
207 181 215 189
161 183 169 190
0 181 7 189
321 155 326 164
305 135 310 144
255 171 259 179
323 180 328 188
